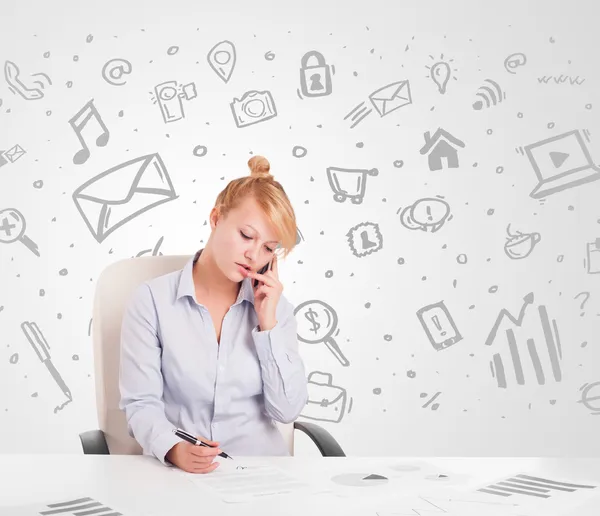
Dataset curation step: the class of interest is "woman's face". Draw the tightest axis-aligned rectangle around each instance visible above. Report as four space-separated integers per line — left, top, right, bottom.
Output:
210 196 280 282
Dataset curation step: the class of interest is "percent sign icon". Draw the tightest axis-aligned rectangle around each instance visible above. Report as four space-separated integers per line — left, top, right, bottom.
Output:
294 300 350 367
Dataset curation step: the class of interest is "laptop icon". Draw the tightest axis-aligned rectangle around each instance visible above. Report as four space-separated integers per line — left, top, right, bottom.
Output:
525 129 600 198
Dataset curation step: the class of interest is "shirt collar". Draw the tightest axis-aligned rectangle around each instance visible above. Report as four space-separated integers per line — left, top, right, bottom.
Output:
176 248 255 306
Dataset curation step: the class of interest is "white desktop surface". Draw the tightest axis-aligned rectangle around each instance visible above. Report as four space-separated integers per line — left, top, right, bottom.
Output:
1 454 599 516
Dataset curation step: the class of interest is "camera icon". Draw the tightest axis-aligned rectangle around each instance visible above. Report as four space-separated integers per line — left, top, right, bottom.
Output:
230 90 277 128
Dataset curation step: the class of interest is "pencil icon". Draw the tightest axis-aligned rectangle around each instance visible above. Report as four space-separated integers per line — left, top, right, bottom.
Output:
21 321 72 401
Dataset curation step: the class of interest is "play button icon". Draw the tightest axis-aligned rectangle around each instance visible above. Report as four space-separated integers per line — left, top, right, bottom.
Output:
550 151 569 168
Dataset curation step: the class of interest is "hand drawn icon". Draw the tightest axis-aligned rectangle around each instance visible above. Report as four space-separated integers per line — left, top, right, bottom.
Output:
230 90 277 128
421 391 442 410
419 128 465 170
296 227 304 245
135 236 164 257
425 54 458 94
72 153 178 243
151 80 197 124
21 321 73 411
0 144 26 168
417 301 462 351
300 371 348 423
207 40 236 83
578 381 600 415
477 474 596 499
344 80 412 128
485 293 563 389
294 300 350 367
101 58 132 86
504 224 541 259
504 53 527 74
574 292 590 316
0 208 40 256
4 60 51 100
346 221 383 257
537 75 585 85
522 129 600 199
399 197 451 233
23 496 126 515
472 79 505 110
298 51 333 98
69 99 110 165
585 238 600 274
326 166 378 204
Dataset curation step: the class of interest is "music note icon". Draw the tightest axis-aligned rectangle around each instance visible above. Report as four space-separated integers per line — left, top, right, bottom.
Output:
69 99 110 165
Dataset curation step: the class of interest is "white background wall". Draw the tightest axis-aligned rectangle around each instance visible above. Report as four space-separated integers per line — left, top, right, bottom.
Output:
1 0 599 457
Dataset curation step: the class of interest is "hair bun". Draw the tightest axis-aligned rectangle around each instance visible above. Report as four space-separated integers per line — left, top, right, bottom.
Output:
248 155 271 178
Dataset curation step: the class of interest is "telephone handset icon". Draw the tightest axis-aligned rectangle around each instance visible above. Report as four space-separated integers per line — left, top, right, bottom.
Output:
4 61 51 101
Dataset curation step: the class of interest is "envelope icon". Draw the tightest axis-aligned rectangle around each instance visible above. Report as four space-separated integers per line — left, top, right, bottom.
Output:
73 153 177 243
5 144 26 163
368 80 412 117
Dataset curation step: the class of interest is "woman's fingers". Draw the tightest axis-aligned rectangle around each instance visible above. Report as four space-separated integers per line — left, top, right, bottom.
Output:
191 461 220 474
189 445 221 459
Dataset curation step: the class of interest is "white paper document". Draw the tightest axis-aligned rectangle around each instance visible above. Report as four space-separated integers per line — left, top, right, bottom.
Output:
182 462 329 504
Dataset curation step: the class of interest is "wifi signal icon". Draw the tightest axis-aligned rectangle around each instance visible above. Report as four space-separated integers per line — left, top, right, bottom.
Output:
472 79 505 110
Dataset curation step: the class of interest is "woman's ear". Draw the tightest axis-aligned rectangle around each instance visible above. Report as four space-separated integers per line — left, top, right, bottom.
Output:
209 207 220 230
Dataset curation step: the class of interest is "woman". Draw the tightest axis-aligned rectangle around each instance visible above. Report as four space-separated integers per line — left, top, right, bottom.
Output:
119 155 309 474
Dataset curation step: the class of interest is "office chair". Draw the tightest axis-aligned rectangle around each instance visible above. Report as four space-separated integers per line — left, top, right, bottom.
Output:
79 254 346 458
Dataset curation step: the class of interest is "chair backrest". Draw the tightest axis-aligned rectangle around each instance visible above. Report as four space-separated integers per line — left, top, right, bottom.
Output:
91 254 295 456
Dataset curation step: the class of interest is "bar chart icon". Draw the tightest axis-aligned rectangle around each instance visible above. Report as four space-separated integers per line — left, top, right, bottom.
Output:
484 293 563 388
37 497 123 515
477 473 597 499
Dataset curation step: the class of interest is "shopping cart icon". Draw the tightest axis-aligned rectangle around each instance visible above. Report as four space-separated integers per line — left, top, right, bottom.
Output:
326 166 379 204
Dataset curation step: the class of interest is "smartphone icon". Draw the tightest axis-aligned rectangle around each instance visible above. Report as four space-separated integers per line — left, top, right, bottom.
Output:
416 301 462 351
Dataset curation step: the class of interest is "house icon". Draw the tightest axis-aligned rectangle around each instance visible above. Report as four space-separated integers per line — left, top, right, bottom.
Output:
419 128 465 171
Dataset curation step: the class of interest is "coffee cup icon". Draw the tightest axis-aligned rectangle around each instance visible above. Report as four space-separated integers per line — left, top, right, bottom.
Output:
504 224 541 260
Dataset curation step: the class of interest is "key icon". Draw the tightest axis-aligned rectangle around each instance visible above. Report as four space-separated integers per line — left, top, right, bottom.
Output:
0 208 40 256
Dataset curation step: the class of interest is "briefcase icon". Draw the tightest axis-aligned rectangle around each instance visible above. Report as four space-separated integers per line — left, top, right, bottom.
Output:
300 371 347 423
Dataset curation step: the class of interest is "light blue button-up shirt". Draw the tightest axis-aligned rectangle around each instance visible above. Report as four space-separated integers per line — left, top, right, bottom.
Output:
118 249 309 466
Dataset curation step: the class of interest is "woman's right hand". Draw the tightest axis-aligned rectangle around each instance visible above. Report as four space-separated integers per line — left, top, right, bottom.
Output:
165 437 222 474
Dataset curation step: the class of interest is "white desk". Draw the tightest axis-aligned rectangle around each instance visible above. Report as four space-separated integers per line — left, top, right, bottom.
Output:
1 455 599 516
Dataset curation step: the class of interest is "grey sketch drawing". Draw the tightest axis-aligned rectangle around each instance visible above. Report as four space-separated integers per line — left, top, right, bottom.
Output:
23 495 128 515
504 224 541 260
69 99 110 165
326 166 378 204
300 371 348 423
578 382 600 415
332 473 388 487
477 473 596 499
425 54 458 94
472 78 505 110
574 292 590 316
101 58 132 86
419 128 465 170
537 75 586 85
585 238 600 274
21 321 73 408
398 197 451 233
346 221 383 257
485 293 563 388
298 51 333 98
135 236 164 257
152 80 197 124
344 80 412 128
4 60 51 100
207 40 236 83
0 208 40 256
504 53 527 74
294 300 350 367
416 301 462 351
230 90 277 128
72 153 178 243
0 144 26 168
421 391 442 410
523 129 600 198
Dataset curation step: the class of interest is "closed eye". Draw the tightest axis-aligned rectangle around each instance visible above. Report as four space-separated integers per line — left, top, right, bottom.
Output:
241 231 275 253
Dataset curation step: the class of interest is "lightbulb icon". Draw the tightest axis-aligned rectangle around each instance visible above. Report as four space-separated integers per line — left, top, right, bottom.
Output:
425 54 458 95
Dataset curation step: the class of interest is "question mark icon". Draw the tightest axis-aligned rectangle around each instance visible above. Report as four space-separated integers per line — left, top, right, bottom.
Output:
574 292 591 317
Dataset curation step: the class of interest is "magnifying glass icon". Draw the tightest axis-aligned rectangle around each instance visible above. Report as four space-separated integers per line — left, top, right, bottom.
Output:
294 300 350 367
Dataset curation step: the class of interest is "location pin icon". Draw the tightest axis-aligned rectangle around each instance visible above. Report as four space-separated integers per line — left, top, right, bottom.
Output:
207 40 236 84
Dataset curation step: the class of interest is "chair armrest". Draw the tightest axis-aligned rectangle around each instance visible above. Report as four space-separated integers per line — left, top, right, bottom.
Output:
79 429 110 455
293 421 346 457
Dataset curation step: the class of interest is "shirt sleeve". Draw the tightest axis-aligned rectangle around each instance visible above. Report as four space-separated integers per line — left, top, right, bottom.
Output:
251 297 309 423
118 282 181 467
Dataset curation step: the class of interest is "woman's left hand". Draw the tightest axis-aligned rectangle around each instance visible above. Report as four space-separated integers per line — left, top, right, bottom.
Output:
246 255 282 331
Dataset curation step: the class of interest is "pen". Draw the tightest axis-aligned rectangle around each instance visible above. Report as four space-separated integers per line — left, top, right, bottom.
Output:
173 428 233 460
21 321 73 401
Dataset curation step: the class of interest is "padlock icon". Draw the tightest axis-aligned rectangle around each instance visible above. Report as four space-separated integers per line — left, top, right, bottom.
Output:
299 51 332 98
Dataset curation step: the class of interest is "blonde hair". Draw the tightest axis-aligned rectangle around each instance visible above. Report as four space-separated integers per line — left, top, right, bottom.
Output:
213 155 297 258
